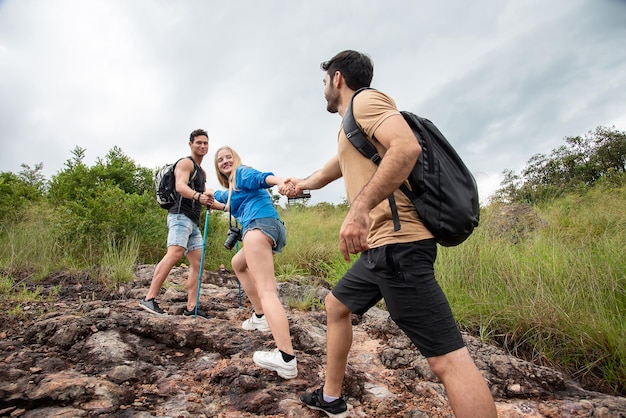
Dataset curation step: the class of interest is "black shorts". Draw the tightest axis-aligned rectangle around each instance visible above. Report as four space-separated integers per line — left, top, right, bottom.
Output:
332 239 465 358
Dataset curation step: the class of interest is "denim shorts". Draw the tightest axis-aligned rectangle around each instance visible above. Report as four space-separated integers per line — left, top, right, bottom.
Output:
331 239 465 358
243 217 287 253
166 214 204 254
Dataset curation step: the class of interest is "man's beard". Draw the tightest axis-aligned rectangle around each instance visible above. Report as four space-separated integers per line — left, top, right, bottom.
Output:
325 89 339 114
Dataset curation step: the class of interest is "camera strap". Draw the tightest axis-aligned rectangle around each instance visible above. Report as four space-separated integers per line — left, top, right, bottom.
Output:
228 212 242 238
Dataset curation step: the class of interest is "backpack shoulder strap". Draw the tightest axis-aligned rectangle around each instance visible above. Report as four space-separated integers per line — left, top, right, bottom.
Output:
172 156 199 190
343 87 403 231
343 87 382 165
185 156 199 182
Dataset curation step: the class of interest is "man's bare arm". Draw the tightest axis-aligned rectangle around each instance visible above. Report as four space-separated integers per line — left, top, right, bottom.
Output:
350 114 420 213
174 159 211 205
174 159 196 199
282 155 342 196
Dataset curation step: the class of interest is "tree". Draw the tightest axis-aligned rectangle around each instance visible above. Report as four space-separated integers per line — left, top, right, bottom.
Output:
47 146 94 204
490 169 521 204
91 146 153 195
0 172 37 222
588 126 626 178
493 126 626 204
19 163 47 194
45 145 163 250
48 146 153 203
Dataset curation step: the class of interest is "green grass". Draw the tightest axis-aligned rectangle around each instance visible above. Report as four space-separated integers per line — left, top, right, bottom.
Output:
0 186 624 394
100 234 141 287
0 207 62 280
285 285 325 311
0 273 57 319
436 184 625 393
275 204 353 284
0 274 13 295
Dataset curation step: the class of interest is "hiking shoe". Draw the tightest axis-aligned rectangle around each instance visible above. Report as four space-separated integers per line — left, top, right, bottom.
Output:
183 306 212 319
300 386 348 418
253 349 297 379
139 298 167 316
242 312 270 331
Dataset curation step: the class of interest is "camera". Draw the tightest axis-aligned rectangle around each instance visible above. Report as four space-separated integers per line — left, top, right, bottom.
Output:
224 226 242 250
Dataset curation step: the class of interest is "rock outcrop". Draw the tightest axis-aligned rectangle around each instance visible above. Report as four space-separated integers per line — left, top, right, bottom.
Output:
0 265 624 417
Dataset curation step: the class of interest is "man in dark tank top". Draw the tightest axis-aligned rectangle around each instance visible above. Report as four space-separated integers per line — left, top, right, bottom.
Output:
140 129 214 319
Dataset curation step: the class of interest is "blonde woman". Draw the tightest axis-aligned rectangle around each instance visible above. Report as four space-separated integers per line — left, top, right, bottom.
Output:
208 146 297 379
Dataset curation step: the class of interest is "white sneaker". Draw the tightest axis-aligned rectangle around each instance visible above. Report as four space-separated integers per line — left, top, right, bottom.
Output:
253 349 297 379
242 313 270 332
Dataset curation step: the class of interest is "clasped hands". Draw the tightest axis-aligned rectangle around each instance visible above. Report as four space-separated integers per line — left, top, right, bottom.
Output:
277 179 301 197
276 177 371 261
196 191 214 207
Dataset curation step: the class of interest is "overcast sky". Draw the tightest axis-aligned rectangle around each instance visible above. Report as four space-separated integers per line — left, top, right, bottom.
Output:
1 0 625 206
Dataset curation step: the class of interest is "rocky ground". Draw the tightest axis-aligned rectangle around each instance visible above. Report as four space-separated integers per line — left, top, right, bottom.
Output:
0 265 625 417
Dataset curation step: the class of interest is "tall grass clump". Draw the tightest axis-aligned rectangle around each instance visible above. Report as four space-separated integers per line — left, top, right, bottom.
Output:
275 203 352 284
438 184 626 394
0 274 14 296
100 234 141 287
0 206 74 280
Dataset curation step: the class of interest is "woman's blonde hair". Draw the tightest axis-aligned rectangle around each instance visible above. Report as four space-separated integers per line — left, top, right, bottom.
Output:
214 146 243 211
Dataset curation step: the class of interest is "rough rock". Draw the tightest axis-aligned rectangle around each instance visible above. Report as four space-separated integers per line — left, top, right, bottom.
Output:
0 265 624 417
484 203 550 243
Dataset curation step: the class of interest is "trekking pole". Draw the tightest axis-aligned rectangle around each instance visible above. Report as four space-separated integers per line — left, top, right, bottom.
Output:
194 208 210 318
235 240 243 308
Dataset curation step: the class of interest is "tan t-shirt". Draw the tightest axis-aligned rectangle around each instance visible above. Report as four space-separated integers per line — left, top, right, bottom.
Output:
337 89 434 248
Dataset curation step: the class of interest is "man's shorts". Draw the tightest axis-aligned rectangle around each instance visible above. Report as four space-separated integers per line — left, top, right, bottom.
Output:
166 214 204 254
243 217 287 253
331 239 465 358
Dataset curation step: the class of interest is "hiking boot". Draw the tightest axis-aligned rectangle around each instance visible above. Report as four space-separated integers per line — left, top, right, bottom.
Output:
300 386 348 418
242 312 270 331
139 298 167 316
183 306 212 319
253 349 297 379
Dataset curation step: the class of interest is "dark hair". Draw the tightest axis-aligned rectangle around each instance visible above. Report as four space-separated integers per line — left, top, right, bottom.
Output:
320 50 373 90
189 129 208 142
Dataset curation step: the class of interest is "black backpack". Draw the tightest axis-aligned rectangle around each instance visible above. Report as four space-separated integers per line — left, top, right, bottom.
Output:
343 88 479 246
154 156 198 209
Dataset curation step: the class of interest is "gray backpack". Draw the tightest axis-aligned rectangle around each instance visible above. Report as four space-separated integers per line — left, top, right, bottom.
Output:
154 156 198 209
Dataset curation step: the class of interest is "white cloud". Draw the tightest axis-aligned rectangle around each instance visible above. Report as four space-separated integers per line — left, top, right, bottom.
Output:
1 0 625 207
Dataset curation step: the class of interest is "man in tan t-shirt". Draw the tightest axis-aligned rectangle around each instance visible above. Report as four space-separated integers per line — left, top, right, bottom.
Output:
283 50 497 418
